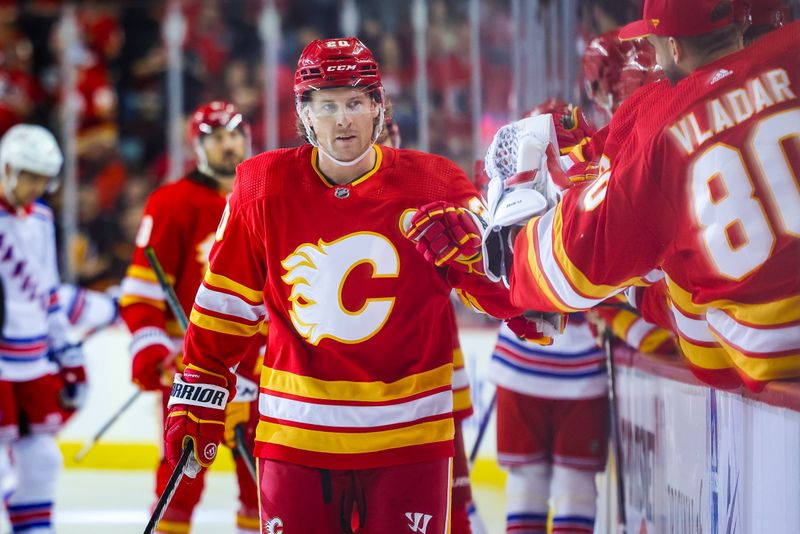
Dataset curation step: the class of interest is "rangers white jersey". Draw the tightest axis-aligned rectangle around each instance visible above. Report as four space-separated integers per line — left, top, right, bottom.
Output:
0 201 70 381
489 314 607 399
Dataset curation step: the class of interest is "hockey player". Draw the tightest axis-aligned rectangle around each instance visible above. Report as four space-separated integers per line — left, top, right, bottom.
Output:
163 37 524 534
0 124 86 533
119 101 261 533
487 0 800 392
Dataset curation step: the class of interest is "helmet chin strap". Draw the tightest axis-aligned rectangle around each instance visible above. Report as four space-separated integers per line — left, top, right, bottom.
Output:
302 106 386 169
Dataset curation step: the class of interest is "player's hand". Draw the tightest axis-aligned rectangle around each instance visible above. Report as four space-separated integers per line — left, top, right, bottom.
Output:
130 327 175 391
164 365 230 477
223 371 259 449
50 343 88 410
553 106 595 151
505 312 568 346
402 201 486 275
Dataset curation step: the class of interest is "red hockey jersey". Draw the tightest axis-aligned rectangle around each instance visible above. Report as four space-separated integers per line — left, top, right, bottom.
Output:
511 23 800 391
120 172 228 340
184 144 520 469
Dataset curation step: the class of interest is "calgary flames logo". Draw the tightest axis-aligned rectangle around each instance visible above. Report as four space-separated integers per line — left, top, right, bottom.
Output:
281 232 399 345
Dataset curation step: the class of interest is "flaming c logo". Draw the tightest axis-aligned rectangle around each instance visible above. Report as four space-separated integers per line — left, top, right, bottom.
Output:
281 232 400 345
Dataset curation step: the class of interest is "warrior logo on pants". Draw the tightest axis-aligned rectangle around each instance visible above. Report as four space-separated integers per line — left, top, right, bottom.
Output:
405 512 432 533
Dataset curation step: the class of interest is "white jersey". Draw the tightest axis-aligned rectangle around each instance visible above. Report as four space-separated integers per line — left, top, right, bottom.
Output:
489 314 607 399
0 201 70 381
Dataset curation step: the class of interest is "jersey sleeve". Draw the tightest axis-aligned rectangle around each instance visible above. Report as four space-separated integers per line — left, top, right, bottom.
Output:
445 170 524 319
119 190 185 334
182 187 268 390
509 138 677 313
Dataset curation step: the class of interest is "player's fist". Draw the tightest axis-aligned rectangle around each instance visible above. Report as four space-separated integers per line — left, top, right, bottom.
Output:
165 366 230 476
553 106 595 150
130 327 175 391
50 343 88 410
402 201 486 275
59 364 88 410
505 312 568 346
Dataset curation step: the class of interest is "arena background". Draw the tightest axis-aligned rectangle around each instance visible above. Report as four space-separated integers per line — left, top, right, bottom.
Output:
0 1 798 533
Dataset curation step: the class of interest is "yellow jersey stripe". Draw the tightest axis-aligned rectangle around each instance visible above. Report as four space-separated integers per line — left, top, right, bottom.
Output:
640 328 673 354
203 270 263 303
667 278 800 326
676 336 732 370
715 338 800 382
256 418 453 454
118 294 166 311
190 308 263 337
127 264 175 285
524 216 576 313
551 205 641 300
260 363 453 402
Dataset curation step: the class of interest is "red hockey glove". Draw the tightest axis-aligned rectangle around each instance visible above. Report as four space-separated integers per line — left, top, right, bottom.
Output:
505 312 568 346
130 327 175 391
50 343 88 410
403 201 486 275
164 365 230 476
553 106 595 151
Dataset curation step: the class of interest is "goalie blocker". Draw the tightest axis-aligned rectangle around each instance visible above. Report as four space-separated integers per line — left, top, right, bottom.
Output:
482 115 561 287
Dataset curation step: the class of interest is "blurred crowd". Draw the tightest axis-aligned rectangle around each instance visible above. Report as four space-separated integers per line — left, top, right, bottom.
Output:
0 0 642 291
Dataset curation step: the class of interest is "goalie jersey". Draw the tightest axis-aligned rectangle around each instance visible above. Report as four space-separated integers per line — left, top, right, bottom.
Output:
510 23 800 391
0 201 71 381
183 144 521 469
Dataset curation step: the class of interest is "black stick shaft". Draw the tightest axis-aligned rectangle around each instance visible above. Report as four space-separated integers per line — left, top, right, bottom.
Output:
603 328 627 532
143 441 193 534
468 390 497 463
144 246 189 332
234 424 258 484
74 390 141 462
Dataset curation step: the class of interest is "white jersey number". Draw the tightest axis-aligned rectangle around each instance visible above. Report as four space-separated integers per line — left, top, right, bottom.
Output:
690 109 800 280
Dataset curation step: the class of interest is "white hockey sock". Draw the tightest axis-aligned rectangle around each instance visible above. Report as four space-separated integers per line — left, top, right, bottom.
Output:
505 463 551 533
550 464 597 532
7 434 62 534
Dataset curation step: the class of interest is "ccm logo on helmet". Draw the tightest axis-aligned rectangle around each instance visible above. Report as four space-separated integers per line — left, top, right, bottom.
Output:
326 65 357 72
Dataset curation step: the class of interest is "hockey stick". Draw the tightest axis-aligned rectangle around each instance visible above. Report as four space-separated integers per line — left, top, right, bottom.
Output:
144 246 189 331
234 424 258 484
603 327 627 533
73 390 140 462
143 440 194 534
468 390 497 463
75 247 187 462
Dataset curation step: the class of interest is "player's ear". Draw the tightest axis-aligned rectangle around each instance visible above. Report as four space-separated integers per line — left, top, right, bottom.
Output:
668 37 682 65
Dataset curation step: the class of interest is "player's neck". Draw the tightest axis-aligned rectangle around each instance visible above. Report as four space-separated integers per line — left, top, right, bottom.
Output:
690 40 743 73
317 146 377 185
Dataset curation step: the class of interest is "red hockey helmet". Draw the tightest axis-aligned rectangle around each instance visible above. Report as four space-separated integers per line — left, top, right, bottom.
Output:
187 101 251 176
294 37 386 151
582 30 632 114
294 37 383 103
616 39 663 105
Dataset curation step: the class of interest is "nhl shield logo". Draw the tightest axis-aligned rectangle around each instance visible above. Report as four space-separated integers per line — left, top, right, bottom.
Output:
334 187 350 199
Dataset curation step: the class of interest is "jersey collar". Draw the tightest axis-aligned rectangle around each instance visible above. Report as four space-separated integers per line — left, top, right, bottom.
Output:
311 144 383 188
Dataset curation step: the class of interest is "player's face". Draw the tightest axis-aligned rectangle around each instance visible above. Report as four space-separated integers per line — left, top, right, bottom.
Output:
11 170 51 207
648 36 684 85
306 88 379 161
201 127 247 177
